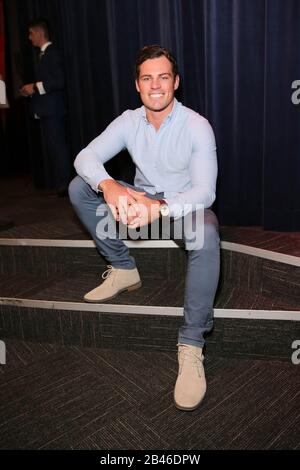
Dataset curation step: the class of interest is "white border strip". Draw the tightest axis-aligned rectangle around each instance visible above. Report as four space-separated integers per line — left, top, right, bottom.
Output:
0 238 299 267
0 297 300 321
0 238 177 249
221 241 300 267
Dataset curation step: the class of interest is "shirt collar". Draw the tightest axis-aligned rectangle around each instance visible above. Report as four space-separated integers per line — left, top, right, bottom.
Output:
141 97 179 125
40 42 52 52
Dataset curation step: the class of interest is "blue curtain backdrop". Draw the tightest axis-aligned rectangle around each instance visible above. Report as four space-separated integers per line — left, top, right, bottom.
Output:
4 0 300 230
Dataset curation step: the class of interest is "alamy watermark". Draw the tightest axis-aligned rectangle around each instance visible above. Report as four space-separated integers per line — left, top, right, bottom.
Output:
291 340 300 365
0 340 6 365
291 80 300 104
95 201 205 250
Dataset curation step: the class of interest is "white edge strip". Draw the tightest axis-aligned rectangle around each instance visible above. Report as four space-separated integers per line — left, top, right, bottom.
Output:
0 297 300 321
0 237 299 267
221 241 300 267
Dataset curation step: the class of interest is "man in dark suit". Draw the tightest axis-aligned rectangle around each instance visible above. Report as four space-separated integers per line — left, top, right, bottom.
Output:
20 19 70 195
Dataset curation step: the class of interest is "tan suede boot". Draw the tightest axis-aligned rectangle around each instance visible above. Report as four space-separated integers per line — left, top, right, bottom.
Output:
174 343 206 411
84 265 141 302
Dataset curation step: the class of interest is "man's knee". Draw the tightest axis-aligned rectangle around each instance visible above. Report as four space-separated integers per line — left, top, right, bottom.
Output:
203 220 220 250
184 209 219 251
68 175 89 206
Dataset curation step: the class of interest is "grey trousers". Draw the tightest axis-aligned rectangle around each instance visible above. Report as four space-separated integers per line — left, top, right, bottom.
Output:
69 175 220 348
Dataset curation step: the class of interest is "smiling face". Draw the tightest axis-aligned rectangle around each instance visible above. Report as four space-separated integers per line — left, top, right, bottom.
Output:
135 56 179 119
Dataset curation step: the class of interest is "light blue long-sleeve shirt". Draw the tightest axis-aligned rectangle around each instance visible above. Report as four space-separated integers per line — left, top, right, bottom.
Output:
74 98 218 219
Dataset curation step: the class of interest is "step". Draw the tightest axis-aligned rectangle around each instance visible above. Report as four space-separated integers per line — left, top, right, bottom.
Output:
1 296 299 360
0 238 299 307
0 238 300 360
0 272 299 312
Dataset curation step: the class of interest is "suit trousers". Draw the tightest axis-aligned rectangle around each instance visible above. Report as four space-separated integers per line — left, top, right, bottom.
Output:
40 115 70 189
69 175 220 348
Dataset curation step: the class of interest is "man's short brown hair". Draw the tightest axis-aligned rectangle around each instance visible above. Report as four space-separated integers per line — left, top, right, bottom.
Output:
135 45 179 79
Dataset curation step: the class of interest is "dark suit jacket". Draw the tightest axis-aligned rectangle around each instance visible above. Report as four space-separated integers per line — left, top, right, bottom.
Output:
30 44 66 117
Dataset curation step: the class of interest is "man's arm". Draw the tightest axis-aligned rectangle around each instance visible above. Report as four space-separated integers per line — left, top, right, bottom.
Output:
74 113 144 224
165 117 217 219
20 48 64 97
74 113 129 191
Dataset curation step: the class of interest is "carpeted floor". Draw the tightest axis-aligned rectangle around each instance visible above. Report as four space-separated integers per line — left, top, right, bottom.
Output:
0 339 299 450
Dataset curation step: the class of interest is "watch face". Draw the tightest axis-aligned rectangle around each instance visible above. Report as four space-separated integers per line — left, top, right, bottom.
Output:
160 204 170 216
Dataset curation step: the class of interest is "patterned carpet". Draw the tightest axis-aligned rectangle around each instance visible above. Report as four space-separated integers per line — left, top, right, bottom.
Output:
1 272 299 311
0 339 299 450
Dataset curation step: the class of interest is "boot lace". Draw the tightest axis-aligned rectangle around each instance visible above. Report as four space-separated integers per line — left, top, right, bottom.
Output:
102 265 114 280
178 344 203 368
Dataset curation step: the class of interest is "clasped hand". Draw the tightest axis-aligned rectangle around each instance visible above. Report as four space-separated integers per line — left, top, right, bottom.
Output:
100 180 160 228
20 83 35 97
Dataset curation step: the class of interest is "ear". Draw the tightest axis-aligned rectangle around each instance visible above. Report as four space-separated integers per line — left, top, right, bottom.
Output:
174 75 180 91
135 79 140 93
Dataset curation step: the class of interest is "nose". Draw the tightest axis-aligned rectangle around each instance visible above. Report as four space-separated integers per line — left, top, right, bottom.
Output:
151 78 161 89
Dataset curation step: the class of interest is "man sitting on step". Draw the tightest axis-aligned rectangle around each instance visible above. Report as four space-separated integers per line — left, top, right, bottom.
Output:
69 45 220 411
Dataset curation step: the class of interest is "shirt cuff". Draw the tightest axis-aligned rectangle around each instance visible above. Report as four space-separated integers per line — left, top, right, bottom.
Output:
88 173 113 192
36 82 46 95
164 198 204 219
164 199 186 219
95 177 114 192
